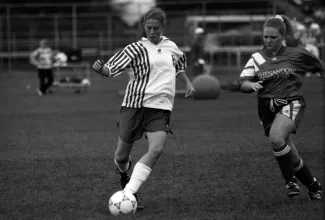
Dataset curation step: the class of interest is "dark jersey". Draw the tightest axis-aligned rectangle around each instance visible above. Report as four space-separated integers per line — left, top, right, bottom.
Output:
239 46 324 99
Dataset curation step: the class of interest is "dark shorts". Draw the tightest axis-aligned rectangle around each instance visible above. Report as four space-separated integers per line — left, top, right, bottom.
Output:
258 97 306 137
118 107 172 143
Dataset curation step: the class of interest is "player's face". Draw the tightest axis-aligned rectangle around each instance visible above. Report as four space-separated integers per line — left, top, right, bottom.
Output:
263 27 283 53
144 19 163 45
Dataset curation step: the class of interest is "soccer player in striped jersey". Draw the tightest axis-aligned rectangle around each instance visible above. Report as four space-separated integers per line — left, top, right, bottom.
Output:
30 38 55 96
239 15 324 200
92 7 195 208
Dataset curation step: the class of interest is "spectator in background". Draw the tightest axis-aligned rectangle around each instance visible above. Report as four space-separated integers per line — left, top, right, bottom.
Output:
30 38 55 96
300 17 322 58
190 27 207 75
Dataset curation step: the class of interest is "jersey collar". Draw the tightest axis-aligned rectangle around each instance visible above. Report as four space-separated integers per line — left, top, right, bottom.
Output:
141 36 169 44
262 45 286 57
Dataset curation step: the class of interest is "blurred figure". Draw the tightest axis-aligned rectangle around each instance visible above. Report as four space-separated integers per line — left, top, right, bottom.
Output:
190 27 207 75
300 17 322 58
30 38 55 96
239 15 324 201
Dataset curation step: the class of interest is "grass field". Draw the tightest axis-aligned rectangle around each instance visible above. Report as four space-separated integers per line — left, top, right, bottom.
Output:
0 67 324 220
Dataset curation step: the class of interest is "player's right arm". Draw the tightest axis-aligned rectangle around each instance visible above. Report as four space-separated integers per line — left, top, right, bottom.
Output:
29 49 39 67
92 59 110 77
239 56 263 93
92 44 135 78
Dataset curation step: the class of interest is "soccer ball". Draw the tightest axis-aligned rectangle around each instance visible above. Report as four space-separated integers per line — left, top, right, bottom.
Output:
108 190 137 216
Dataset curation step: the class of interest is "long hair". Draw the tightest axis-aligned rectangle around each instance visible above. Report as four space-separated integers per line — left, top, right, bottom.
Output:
113 7 166 57
263 15 296 39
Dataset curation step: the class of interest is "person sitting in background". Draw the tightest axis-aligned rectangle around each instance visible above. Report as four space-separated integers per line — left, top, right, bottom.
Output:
30 38 55 96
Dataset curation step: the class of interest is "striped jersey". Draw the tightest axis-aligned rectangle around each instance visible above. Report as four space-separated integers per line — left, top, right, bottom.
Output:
239 46 324 99
30 47 54 69
105 36 187 111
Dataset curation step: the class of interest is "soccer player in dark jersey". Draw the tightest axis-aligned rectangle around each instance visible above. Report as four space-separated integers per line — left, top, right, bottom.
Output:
239 15 324 200
92 7 195 209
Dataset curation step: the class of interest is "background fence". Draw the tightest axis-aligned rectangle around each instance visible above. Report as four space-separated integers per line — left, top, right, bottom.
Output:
0 0 324 71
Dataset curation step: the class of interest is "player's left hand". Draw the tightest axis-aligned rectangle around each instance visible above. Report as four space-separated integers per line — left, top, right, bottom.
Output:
185 83 195 98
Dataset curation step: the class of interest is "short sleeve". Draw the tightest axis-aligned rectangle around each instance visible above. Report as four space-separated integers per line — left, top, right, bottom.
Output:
239 57 258 84
175 53 187 75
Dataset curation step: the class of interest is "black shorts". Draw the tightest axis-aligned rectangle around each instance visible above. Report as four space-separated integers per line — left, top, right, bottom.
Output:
258 97 306 137
118 107 172 143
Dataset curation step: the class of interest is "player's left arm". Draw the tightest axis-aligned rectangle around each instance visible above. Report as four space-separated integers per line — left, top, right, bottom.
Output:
175 52 195 97
300 48 325 78
177 71 195 97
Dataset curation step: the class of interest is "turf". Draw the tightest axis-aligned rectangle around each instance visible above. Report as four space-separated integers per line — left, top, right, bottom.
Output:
0 68 324 220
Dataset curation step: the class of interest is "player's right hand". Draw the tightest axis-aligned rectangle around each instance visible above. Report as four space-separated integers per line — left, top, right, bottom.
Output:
92 59 105 74
251 81 263 91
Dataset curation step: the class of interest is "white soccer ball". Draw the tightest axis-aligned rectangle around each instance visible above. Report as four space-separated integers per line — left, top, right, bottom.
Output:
108 190 137 216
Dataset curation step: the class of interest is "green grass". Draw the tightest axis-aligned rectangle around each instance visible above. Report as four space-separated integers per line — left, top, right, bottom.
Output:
0 68 324 220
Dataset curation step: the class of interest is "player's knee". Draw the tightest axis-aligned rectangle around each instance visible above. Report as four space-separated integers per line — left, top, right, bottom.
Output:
114 137 133 162
148 144 164 160
269 133 286 149
114 150 130 164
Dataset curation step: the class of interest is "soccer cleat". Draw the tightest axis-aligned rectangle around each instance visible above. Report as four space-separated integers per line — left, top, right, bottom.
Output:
286 178 301 198
116 161 131 189
308 181 322 201
133 193 144 210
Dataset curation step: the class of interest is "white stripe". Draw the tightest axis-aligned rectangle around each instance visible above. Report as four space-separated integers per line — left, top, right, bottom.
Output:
294 158 303 172
273 145 291 157
240 68 255 77
281 100 301 121
252 52 266 65
118 42 150 108
244 58 254 68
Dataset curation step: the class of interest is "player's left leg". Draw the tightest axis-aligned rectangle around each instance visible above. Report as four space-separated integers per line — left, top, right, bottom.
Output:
124 130 167 194
287 135 322 200
44 69 54 94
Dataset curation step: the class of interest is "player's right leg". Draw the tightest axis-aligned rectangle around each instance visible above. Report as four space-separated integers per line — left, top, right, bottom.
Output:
114 137 133 189
115 107 144 189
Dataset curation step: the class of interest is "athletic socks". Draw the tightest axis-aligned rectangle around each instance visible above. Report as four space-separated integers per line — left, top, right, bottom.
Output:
124 162 152 194
273 144 295 182
294 158 319 189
